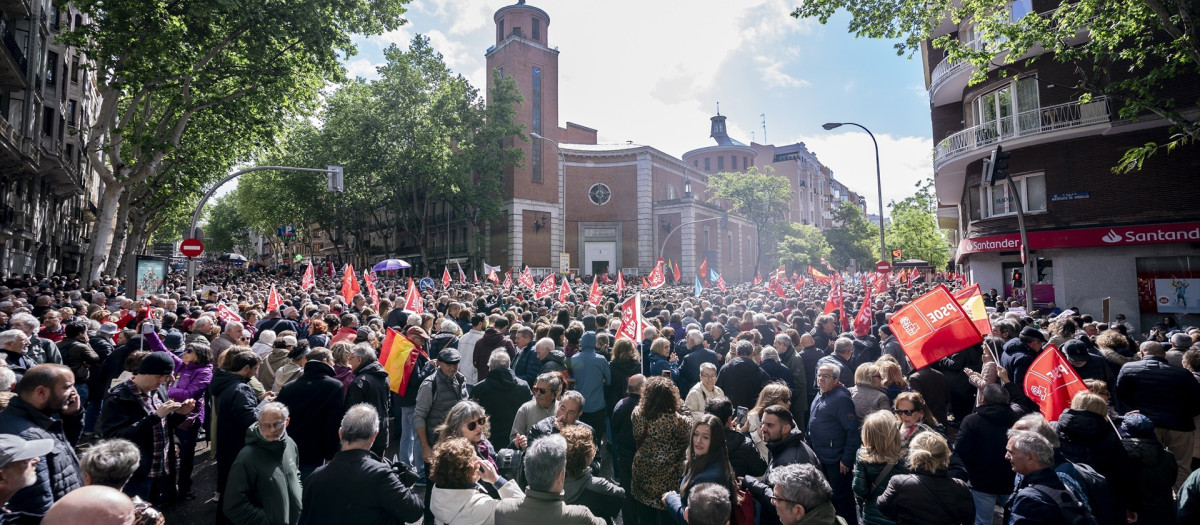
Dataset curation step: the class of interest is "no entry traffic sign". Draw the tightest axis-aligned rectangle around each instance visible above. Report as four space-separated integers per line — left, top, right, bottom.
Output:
876 260 891 273
180 238 204 258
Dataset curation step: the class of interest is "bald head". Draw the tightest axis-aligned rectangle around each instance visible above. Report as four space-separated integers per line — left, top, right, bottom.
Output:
43 485 135 525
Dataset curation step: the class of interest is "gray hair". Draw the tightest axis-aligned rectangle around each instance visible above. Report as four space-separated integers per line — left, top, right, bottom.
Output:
351 344 378 364
441 319 459 334
488 349 511 370
686 483 732 525
0 366 15 392
1006 430 1055 468
686 329 704 346
257 330 277 346
560 390 585 410
535 337 556 353
9 313 38 331
834 337 854 356
341 403 380 443
437 400 489 440
1013 414 1059 448
699 362 717 374
642 326 658 339
818 363 840 380
0 329 25 348
523 434 567 492
735 340 754 356
773 333 792 347
192 316 213 331
761 347 781 362
224 321 244 334
258 401 289 420
536 372 563 395
80 439 141 488
768 463 832 511
1172 333 1193 349
753 313 768 324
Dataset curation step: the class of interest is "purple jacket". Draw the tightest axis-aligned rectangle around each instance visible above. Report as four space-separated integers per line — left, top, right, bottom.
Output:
143 331 184 372
169 362 213 424
333 364 355 393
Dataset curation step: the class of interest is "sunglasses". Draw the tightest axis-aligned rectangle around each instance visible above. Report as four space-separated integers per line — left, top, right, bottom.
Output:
533 387 549 395
467 416 488 431
184 348 195 354
894 409 919 416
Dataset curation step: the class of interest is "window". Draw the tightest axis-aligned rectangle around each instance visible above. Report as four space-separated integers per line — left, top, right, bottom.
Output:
497 19 504 41
66 99 75 127
969 77 1039 139
667 186 677 200
588 183 611 205
45 52 58 90
692 160 697 167
461 227 467 251
703 158 710 171
532 18 540 40
744 156 750 168
717 156 725 170
531 66 542 182
74 14 82 30
1010 0 1033 21
70 57 78 84
731 156 737 170
42 107 53 136
979 173 1047 218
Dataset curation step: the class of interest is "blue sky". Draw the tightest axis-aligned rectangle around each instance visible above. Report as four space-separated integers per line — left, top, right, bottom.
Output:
342 0 935 216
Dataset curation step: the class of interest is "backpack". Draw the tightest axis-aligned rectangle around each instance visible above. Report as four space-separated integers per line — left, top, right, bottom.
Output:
1030 483 1100 525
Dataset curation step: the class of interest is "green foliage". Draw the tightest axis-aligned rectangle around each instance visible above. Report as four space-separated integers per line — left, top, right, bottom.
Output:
706 166 793 275
886 179 950 270
823 201 877 270
204 190 250 253
790 0 1199 170
772 222 832 272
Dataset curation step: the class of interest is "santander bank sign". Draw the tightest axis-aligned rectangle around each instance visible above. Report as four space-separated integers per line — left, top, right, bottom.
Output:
958 221 1200 257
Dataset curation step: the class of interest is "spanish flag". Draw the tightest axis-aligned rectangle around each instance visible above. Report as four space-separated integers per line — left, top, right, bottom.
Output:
952 284 991 337
379 328 427 394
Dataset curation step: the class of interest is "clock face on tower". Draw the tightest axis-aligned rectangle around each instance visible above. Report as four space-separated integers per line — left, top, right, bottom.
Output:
588 183 611 206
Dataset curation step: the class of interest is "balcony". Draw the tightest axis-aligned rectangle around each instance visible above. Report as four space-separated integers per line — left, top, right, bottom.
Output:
0 0 31 19
0 21 28 90
928 38 985 107
934 96 1111 169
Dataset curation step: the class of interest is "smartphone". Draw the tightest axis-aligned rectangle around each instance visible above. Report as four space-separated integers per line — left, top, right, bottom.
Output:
735 406 749 427
661 370 673 378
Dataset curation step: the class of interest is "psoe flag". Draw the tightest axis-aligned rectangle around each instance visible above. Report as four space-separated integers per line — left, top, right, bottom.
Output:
1023 344 1086 421
952 284 991 336
379 328 427 394
888 285 984 370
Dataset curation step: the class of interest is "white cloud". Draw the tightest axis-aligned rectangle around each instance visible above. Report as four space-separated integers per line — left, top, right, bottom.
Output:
345 58 383 80
376 26 414 48
755 55 809 88
787 133 934 217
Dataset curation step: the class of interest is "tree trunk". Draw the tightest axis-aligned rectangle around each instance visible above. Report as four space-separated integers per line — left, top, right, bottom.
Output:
753 223 763 279
107 191 133 275
85 183 126 282
118 213 147 277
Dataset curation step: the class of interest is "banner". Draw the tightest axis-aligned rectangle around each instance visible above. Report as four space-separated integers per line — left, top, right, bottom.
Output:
952 284 991 336
364 270 380 313
535 273 556 300
853 281 873 337
216 304 244 324
300 264 314 291
1023 344 1086 421
694 276 702 298
716 273 727 292
699 258 708 282
888 285 984 369
341 264 360 306
519 266 535 289
1153 278 1199 313
442 267 452 288
266 285 282 312
587 276 602 306
456 261 466 283
403 278 424 314
821 281 842 316
616 271 626 295
646 259 666 289
558 278 572 303
754 272 762 286
617 293 643 341
503 269 513 291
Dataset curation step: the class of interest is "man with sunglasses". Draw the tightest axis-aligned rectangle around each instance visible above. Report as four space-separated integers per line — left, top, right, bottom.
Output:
511 372 562 443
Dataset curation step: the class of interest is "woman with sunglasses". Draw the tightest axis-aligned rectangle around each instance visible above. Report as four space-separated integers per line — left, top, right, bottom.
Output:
168 342 213 499
893 391 938 452
876 431 973 524
436 401 501 492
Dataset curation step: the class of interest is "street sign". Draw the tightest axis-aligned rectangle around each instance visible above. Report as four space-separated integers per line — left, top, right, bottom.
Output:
875 260 891 274
180 238 204 258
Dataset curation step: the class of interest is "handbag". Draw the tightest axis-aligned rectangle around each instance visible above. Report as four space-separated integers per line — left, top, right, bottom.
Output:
730 488 755 525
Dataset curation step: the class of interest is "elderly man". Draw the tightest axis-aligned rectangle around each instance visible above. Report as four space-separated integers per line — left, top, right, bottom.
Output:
520 390 593 449
96 352 194 501
815 337 855 386
495 434 605 525
0 364 83 514
666 483 732 525
512 325 540 385
1003 430 1075 524
345 344 393 459
299 404 423 525
210 321 244 364
276 348 346 481
511 372 563 442
224 402 302 525
1117 340 1200 490
679 329 717 395
807 363 859 523
9 313 61 365
471 350 532 451
0 435 52 522
1166 332 1191 368
414 347 468 459
42 485 136 525
766 463 844 525
716 340 771 410
0 329 35 382
186 316 214 347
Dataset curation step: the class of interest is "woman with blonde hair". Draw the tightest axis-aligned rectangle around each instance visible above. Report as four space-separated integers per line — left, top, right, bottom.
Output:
849 363 891 420
646 337 679 382
893 391 937 451
876 357 908 402
746 382 792 459
877 432 973 524
853 411 905 525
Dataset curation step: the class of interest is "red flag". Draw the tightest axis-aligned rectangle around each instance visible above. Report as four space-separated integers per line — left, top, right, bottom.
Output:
266 285 282 313
535 273 556 300
364 270 380 312
716 274 726 292
301 264 314 291
671 259 681 283
616 271 626 295
822 281 842 315
906 268 917 289
442 267 452 288
558 278 572 303
340 264 360 305
887 285 984 369
616 293 643 341
216 304 244 324
772 280 787 298
809 265 830 283
503 269 513 290
698 258 708 282
794 276 806 292
587 276 602 306
1024 344 1087 421
487 268 499 283
647 259 666 289
378 328 428 394
754 272 762 285
403 278 424 314
519 266 535 288
952 284 992 337
853 282 874 337
873 273 888 294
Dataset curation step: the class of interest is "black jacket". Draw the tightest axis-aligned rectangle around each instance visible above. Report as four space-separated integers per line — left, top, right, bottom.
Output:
953 403 1015 495
764 428 819 472
876 470 974 525
469 367 532 451
611 394 639 460
606 359 641 414
1055 408 1127 482
715 356 769 409
96 379 174 481
276 361 346 466
346 361 393 458
1115 355 1200 431
563 473 625 523
299 448 423 525
1120 437 1177 524
725 428 767 478
211 367 260 479
0 397 81 514
679 347 719 395
86 333 115 392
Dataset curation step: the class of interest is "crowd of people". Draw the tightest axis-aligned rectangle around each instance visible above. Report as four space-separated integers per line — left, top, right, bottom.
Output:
0 266 1198 525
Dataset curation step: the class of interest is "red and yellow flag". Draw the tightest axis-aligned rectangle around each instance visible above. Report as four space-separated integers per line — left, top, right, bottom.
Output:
379 328 427 394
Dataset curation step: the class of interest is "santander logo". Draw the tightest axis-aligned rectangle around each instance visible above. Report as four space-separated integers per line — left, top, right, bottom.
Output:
1101 230 1122 243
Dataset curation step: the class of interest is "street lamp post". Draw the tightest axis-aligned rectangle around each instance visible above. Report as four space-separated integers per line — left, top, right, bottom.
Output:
530 132 566 273
823 122 886 265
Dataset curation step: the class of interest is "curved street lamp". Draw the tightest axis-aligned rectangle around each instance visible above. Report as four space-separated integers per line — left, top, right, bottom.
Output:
823 122 886 265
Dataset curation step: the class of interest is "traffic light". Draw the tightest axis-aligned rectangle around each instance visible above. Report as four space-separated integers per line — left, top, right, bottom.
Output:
1035 258 1047 282
327 165 344 193
1011 268 1024 288
984 145 1011 186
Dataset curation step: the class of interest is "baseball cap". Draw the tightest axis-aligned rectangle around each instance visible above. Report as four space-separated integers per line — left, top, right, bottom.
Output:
0 435 53 468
